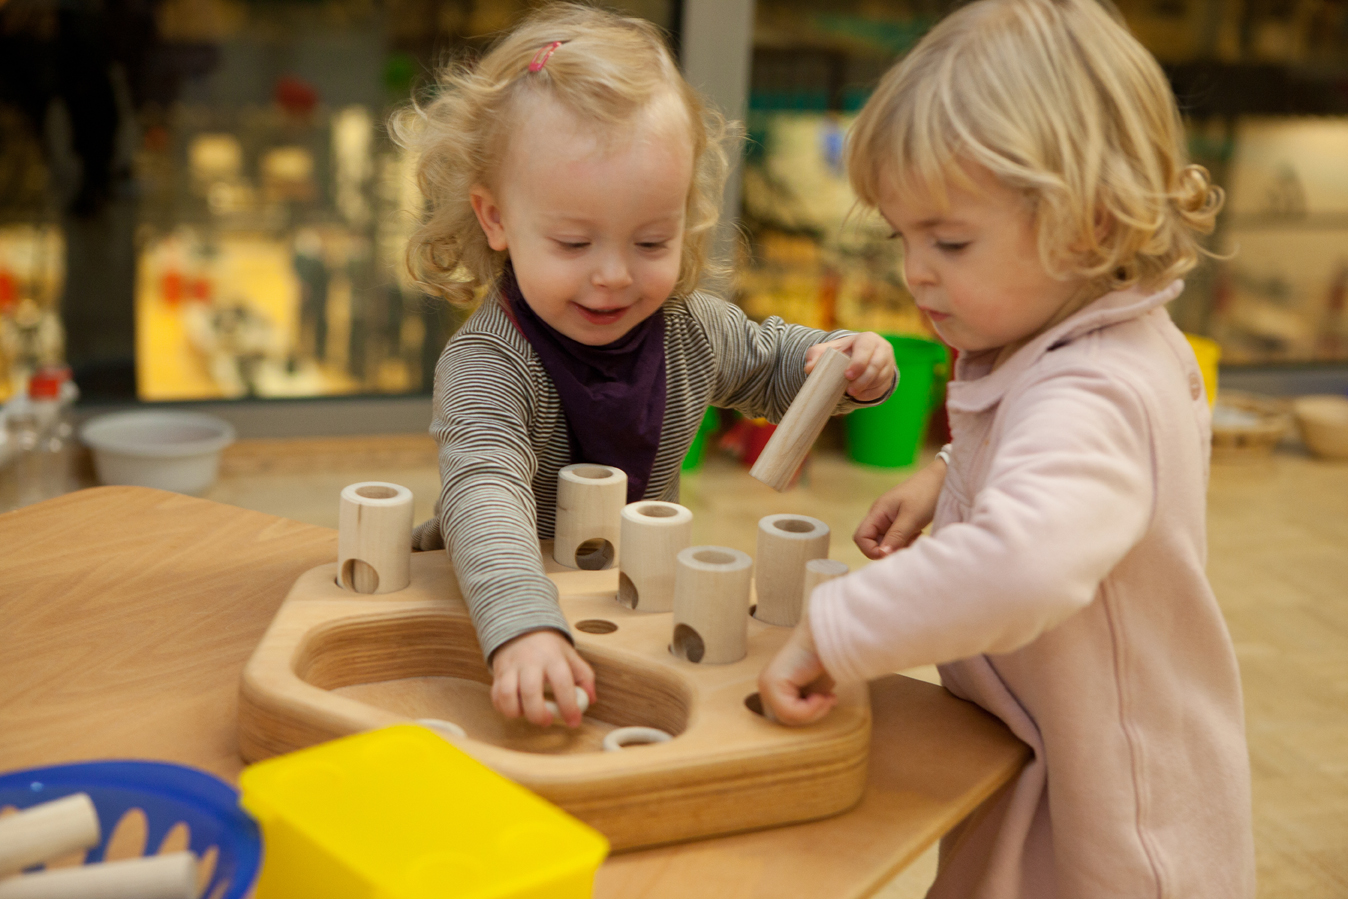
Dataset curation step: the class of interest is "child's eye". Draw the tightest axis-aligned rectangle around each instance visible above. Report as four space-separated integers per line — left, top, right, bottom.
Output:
555 240 590 251
637 240 670 251
936 240 969 253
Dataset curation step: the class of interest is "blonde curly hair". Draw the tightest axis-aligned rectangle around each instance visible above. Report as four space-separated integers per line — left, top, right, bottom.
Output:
390 3 733 306
848 0 1224 294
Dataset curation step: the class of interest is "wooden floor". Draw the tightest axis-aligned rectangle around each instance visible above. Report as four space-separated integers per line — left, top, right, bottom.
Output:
203 436 1348 898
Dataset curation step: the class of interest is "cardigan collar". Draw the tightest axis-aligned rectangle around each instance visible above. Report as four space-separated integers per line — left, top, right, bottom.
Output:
946 279 1185 415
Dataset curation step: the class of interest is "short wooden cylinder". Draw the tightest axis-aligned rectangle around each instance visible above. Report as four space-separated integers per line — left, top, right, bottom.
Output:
0 852 197 899
0 793 100 878
754 514 830 626
672 546 753 665
802 558 849 614
337 482 414 595
618 501 693 613
554 464 627 571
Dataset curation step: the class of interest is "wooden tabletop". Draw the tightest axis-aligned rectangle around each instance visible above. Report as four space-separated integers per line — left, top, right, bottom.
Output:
0 487 1028 898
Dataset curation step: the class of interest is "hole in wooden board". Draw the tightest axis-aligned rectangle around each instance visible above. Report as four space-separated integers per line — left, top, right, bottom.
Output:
573 465 615 479
672 623 705 663
356 485 398 500
575 539 614 570
773 517 816 533
342 557 379 593
575 619 618 635
636 503 678 518
744 692 765 716
617 572 639 609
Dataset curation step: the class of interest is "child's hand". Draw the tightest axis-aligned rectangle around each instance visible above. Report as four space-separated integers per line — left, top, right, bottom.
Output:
490 630 596 728
758 613 838 726
854 456 948 559
806 332 897 402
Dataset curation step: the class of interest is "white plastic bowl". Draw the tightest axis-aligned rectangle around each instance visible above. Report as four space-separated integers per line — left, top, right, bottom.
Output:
80 411 236 495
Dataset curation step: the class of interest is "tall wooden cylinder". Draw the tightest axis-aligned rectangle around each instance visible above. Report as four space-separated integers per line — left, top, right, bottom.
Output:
337 482 414 595
754 514 830 626
0 794 100 878
554 464 627 570
618 501 693 612
750 348 851 491
671 546 753 664
802 558 849 614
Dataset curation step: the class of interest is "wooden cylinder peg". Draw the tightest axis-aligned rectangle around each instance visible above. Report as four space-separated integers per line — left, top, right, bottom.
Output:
337 482 414 594
0 851 197 899
754 514 830 627
750 348 851 492
802 558 849 614
671 546 753 665
0 793 100 878
618 501 693 612
554 464 627 570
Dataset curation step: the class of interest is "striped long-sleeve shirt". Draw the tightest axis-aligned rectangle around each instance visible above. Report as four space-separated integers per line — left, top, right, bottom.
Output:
413 290 879 660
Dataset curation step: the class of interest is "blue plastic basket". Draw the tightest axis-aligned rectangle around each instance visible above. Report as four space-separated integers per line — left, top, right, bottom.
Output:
0 760 261 899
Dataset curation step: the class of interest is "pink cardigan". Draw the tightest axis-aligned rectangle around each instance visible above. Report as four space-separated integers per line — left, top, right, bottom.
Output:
811 282 1255 899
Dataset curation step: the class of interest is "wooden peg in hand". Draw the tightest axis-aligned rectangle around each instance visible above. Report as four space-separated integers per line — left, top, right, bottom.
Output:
750 349 851 492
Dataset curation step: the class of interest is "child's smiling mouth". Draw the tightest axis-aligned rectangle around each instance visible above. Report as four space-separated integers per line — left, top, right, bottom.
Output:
573 303 629 326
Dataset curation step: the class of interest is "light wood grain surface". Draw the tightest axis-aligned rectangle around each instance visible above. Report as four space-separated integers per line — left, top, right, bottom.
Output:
0 485 1027 899
203 435 1348 898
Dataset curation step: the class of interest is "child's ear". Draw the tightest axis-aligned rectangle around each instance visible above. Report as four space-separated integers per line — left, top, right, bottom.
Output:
470 185 510 251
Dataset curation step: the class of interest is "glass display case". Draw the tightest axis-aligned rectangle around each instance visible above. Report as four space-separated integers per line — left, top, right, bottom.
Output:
739 0 1348 368
0 0 676 403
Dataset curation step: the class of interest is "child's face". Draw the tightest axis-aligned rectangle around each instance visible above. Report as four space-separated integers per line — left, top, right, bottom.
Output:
878 162 1092 359
470 93 693 346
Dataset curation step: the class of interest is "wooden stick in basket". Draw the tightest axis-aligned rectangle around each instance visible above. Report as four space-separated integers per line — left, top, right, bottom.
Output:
0 851 197 899
750 349 851 492
0 794 100 878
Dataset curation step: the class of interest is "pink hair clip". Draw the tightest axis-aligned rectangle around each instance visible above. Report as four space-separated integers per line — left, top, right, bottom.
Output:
529 41 565 73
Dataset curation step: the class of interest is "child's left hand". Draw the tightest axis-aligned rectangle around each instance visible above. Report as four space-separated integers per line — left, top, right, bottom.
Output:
806 332 897 402
758 612 838 726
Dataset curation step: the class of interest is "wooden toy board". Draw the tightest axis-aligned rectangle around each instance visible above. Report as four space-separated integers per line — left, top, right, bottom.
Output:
238 544 872 852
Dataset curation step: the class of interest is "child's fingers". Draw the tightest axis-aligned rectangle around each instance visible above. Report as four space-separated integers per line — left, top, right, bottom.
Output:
879 517 915 555
759 674 836 726
566 650 597 704
517 666 552 727
854 503 898 559
545 661 583 728
847 354 890 400
490 668 523 719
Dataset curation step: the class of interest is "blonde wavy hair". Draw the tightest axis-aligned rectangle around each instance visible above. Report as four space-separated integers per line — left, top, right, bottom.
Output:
391 3 733 306
848 0 1224 293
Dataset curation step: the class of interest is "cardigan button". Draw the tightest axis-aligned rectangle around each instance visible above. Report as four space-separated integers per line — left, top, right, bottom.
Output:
1189 372 1204 401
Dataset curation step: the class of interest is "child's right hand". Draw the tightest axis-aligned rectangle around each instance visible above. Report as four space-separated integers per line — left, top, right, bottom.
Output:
490 630 596 728
853 456 948 559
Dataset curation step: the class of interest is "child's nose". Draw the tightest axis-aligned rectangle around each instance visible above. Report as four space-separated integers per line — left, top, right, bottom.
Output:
903 252 936 288
592 252 634 291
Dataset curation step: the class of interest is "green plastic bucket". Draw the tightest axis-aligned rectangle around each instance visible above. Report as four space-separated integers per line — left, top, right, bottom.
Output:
681 406 719 472
845 335 950 468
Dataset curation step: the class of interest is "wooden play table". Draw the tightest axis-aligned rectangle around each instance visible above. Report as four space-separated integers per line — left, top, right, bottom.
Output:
0 487 1028 898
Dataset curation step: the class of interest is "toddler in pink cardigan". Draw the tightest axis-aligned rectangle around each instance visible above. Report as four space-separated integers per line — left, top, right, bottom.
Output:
758 0 1256 896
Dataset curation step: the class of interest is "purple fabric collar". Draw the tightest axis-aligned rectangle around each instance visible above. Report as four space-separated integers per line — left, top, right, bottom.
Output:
500 264 667 503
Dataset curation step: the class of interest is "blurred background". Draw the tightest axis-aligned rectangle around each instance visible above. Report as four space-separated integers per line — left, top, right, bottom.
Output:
1 0 1346 414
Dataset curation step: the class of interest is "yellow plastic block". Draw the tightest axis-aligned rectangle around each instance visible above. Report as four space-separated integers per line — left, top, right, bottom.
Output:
239 725 609 899
1184 333 1220 407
